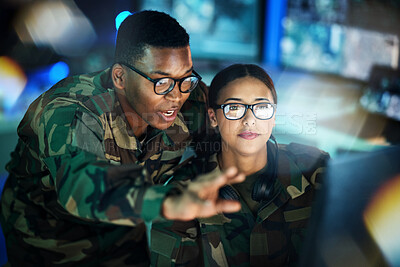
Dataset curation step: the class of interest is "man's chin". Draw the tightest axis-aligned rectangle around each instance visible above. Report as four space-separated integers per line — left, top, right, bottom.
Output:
149 120 175 131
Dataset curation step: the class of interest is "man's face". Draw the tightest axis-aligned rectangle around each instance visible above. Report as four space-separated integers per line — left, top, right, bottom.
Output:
120 45 193 132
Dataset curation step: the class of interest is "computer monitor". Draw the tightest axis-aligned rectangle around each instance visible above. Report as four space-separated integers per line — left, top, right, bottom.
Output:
299 145 400 267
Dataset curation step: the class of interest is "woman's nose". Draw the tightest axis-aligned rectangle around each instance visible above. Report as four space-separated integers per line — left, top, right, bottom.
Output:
242 108 256 126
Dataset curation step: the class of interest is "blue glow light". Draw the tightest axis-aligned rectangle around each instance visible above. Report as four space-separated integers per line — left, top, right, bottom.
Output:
263 0 287 66
115 11 132 30
49 61 69 84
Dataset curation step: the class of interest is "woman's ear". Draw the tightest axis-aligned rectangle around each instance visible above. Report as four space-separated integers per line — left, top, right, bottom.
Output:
269 114 276 133
112 64 126 92
272 114 276 128
208 108 218 128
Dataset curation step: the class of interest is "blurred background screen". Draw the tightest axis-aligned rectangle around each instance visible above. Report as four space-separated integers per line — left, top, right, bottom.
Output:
281 0 399 81
141 0 263 62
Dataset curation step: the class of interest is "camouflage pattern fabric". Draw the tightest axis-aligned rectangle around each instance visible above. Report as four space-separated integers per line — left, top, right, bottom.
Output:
150 142 330 267
0 68 206 266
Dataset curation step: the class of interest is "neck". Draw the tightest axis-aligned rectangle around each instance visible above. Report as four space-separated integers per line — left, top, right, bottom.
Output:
218 144 268 176
117 92 149 137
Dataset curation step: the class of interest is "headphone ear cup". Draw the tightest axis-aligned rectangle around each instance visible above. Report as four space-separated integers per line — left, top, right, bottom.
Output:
252 136 279 202
251 175 274 202
219 186 240 201
251 178 261 202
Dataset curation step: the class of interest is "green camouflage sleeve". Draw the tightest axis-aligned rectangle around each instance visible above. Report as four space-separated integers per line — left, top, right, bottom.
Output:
180 81 209 144
32 96 173 225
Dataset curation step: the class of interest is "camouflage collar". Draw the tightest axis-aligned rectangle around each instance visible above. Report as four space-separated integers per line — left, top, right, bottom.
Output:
203 143 308 216
205 143 306 195
276 144 311 199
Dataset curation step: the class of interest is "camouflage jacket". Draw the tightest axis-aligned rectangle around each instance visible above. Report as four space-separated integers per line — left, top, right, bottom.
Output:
0 68 206 266
150 142 329 267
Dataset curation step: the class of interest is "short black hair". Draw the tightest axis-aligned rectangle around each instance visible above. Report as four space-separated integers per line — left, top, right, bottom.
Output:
114 10 190 64
208 64 277 109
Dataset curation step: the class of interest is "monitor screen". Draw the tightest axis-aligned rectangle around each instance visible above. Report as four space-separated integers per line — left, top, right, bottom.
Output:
281 0 400 81
299 145 400 267
140 0 263 62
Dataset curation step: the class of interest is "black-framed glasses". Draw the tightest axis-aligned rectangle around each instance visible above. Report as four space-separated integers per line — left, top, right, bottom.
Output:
217 102 276 120
119 62 202 95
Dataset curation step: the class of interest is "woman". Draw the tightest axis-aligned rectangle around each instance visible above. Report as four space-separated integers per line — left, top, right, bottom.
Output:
150 64 329 267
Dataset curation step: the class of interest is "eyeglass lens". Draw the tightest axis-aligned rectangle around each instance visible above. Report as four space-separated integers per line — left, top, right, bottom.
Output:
155 76 199 94
223 103 274 120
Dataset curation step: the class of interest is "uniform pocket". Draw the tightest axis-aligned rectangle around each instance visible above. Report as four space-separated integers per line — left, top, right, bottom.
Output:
150 221 201 267
150 228 180 267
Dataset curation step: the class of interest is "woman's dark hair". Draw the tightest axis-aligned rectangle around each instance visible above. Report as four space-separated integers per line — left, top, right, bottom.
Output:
114 10 190 64
208 64 277 109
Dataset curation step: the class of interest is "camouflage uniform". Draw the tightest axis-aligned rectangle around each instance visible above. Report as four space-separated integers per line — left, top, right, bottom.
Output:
150 141 329 267
0 68 206 266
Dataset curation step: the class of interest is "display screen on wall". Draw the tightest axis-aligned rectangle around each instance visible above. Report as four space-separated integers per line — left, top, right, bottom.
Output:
140 0 263 62
281 0 400 81
281 20 399 81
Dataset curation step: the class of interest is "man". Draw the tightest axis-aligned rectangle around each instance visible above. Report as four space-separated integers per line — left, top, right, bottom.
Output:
0 10 243 266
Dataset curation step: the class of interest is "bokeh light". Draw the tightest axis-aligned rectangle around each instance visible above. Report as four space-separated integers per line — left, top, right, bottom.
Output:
13 0 97 57
364 175 400 266
0 56 27 112
115 11 132 31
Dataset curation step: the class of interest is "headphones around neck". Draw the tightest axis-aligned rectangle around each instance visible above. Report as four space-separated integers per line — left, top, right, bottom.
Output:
219 135 279 203
251 135 278 202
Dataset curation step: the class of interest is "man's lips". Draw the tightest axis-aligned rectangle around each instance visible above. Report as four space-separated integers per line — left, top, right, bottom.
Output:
238 131 260 140
163 110 175 116
158 109 178 122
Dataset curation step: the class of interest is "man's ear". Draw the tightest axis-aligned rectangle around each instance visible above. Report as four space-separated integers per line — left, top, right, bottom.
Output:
207 108 218 128
112 64 126 91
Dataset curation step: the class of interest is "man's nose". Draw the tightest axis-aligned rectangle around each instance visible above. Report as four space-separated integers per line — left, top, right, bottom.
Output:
165 82 183 101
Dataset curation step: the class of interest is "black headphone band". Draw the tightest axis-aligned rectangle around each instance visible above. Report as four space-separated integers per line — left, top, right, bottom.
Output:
251 136 279 202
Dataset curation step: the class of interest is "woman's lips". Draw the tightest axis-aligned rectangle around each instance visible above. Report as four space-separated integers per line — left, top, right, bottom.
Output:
238 131 259 140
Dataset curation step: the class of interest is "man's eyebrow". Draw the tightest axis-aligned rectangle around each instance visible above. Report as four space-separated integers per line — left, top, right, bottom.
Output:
150 66 193 76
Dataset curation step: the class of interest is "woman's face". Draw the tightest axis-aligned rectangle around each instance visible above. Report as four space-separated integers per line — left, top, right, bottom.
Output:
208 76 276 157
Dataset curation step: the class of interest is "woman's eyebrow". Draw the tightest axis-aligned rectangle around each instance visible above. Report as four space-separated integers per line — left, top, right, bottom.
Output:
255 97 271 101
223 97 242 102
223 97 271 103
